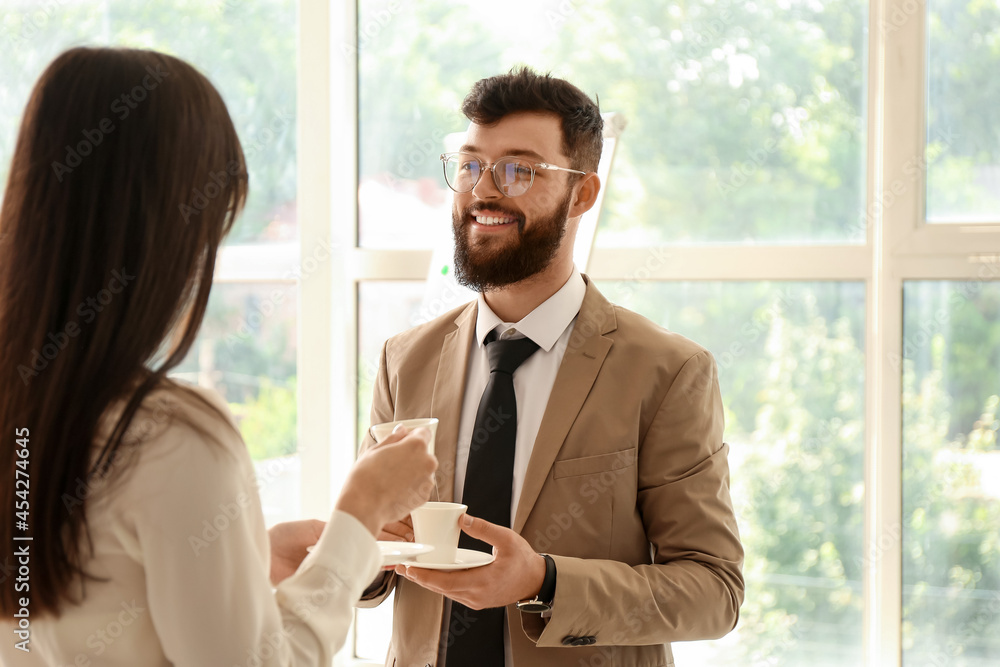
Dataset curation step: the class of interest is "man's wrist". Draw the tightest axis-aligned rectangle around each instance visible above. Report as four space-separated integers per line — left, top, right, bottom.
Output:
516 554 556 613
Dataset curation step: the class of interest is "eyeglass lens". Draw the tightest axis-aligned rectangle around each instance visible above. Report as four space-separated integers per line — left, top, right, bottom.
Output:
443 155 534 196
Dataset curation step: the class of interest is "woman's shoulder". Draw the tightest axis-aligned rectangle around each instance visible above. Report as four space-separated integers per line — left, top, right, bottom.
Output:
93 379 250 497
130 379 241 444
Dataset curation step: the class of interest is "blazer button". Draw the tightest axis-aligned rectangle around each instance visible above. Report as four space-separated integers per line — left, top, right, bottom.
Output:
561 635 578 646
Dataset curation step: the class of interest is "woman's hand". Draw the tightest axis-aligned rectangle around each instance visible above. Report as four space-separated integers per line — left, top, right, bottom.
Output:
335 426 437 538
267 518 325 586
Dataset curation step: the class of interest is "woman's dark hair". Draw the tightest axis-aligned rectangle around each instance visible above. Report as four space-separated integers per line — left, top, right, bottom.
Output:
461 66 604 172
0 47 248 616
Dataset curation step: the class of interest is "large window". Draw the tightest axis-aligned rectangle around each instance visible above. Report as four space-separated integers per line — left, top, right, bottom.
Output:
347 0 1000 665
3 1 998 665
0 0 301 526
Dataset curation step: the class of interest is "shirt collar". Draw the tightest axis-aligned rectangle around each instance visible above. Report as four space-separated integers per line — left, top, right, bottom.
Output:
474 269 586 352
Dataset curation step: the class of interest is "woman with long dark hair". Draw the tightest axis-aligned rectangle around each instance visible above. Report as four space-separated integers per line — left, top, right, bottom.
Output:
0 47 436 665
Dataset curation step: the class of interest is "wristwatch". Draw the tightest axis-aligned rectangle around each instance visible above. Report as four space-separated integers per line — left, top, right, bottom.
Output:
515 554 556 613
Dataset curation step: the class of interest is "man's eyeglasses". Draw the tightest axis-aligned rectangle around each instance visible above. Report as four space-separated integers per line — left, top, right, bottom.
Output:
439 152 586 198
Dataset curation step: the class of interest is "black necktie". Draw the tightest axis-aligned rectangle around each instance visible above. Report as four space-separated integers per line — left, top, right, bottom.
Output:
446 330 539 667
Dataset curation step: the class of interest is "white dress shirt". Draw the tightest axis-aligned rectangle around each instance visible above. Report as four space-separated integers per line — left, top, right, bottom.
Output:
453 269 586 520
451 269 585 667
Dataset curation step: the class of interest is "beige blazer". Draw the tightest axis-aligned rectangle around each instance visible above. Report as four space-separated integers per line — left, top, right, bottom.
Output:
359 278 744 667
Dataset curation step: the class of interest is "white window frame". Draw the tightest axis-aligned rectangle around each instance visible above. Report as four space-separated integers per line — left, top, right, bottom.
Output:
290 1 1000 665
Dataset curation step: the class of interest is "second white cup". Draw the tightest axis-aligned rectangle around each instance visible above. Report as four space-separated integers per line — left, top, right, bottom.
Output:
370 418 439 454
410 501 467 564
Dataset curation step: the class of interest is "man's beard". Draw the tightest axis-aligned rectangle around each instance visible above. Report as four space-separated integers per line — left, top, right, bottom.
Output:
452 191 572 292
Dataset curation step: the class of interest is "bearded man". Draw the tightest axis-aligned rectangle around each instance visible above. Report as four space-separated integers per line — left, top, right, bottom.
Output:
358 67 744 667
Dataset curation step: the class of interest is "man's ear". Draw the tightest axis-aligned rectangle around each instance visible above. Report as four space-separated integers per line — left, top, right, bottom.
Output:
568 172 602 219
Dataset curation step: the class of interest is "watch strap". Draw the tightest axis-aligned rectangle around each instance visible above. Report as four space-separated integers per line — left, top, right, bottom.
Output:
516 554 556 613
537 553 556 604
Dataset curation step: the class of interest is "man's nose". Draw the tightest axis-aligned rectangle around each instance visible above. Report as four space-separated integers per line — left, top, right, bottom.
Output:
471 168 503 200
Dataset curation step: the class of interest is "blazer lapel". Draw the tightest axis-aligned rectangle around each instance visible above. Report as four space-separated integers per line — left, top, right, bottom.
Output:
513 280 618 533
429 302 477 502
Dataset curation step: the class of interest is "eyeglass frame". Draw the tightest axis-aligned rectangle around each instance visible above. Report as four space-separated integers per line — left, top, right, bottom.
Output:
439 151 587 197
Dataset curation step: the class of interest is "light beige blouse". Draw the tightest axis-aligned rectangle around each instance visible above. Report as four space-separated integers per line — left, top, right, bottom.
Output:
0 382 378 666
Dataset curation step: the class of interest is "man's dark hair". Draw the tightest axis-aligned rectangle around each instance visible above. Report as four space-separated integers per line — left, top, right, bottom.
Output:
461 67 604 173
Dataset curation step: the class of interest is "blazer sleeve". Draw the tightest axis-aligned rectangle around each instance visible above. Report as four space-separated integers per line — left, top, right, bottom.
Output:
522 350 744 646
356 341 400 608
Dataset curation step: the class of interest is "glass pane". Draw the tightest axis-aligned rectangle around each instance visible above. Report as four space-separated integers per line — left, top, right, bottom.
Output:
926 1 1000 222
355 279 866 663
358 0 868 246
355 280 431 660
596 280 866 665
0 0 297 243
171 281 300 528
902 281 1000 665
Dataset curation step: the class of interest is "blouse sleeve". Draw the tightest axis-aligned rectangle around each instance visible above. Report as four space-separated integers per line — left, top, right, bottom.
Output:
118 393 380 666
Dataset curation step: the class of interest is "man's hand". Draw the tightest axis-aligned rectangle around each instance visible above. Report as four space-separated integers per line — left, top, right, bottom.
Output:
394 514 546 610
267 519 325 586
379 515 414 542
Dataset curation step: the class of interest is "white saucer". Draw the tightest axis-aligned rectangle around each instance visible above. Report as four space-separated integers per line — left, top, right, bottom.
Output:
404 548 495 570
378 541 434 567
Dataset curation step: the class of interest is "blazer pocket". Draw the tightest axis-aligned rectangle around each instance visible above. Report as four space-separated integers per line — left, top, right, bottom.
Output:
552 448 637 479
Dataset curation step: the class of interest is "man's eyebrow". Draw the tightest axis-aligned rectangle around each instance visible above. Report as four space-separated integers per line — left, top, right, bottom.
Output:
459 145 548 162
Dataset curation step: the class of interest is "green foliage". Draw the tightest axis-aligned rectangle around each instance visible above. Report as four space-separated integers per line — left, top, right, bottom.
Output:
602 279 1000 664
901 284 1000 664
229 377 298 461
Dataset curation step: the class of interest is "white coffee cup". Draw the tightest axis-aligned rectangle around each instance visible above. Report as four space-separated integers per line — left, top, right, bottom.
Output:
410 501 467 564
370 418 439 454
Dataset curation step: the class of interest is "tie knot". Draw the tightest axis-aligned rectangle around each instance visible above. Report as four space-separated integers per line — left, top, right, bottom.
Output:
485 333 540 375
